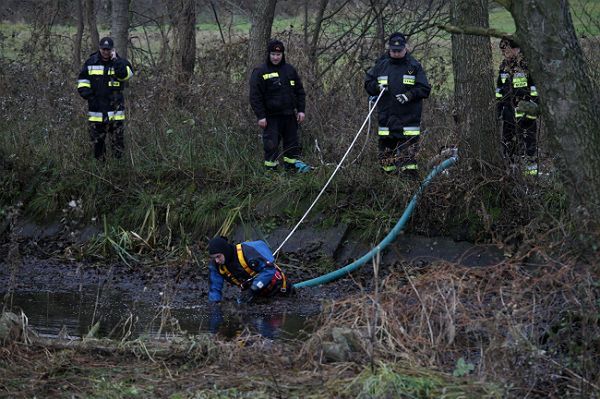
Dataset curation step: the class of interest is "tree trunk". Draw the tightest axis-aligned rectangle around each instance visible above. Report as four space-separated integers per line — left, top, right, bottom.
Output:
73 0 84 70
307 0 328 80
247 0 277 73
501 0 600 222
169 0 196 81
370 0 386 54
450 0 500 170
85 0 99 53
111 0 130 59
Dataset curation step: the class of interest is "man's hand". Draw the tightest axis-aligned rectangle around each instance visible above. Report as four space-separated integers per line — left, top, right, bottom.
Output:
396 94 409 104
297 112 305 123
238 288 256 305
378 83 387 92
258 118 267 129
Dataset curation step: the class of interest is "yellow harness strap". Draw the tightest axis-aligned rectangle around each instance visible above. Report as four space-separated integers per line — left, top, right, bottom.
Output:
236 244 257 277
235 244 287 292
275 264 288 292
218 264 242 286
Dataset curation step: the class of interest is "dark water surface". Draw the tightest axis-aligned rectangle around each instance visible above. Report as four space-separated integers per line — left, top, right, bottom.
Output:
1 287 313 340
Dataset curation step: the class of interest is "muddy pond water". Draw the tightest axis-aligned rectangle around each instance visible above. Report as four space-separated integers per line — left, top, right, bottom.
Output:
2 286 314 340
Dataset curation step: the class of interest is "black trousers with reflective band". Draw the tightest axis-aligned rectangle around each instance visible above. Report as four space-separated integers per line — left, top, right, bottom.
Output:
378 134 419 168
89 121 124 159
501 111 537 160
262 114 300 163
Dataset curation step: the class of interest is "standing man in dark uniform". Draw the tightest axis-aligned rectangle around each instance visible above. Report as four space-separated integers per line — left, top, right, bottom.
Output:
495 38 539 175
77 37 134 160
249 39 310 172
365 32 431 174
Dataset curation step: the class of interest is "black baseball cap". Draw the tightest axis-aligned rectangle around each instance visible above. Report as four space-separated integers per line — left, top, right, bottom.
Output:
99 37 114 49
388 32 406 51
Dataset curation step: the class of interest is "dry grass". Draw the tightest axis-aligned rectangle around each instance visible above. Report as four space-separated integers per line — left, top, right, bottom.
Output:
302 257 600 397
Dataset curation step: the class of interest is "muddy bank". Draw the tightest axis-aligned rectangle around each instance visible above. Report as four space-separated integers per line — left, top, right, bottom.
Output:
1 220 506 339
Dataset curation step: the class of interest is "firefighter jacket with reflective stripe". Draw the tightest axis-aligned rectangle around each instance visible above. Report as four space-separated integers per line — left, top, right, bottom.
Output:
208 241 281 302
495 56 538 118
77 51 134 121
365 53 431 132
249 58 306 120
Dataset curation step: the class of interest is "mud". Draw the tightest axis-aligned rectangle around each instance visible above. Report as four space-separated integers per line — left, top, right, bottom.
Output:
1 222 505 340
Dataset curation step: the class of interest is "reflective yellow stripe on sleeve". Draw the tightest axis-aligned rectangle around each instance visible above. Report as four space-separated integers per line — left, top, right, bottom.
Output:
108 81 121 87
77 79 91 88
377 76 388 85
119 66 134 81
378 127 390 136
530 85 538 97
88 112 103 122
107 111 125 121
403 126 420 136
495 88 502 98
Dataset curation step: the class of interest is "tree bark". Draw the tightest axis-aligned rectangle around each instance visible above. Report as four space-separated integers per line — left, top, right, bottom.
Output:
85 0 99 53
450 0 500 171
73 0 84 70
307 0 329 79
169 0 197 81
247 0 277 73
111 0 130 59
505 0 600 222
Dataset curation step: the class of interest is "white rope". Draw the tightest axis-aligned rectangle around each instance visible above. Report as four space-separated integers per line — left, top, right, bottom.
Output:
274 88 386 255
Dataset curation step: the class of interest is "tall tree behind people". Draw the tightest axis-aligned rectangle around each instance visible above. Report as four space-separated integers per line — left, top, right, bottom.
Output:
73 0 85 70
168 0 196 81
495 0 600 226
450 0 500 171
85 0 100 53
111 0 130 59
247 0 277 72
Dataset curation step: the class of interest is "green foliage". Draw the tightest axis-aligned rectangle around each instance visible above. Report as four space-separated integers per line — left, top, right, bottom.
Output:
452 357 475 377
348 362 500 399
89 377 148 399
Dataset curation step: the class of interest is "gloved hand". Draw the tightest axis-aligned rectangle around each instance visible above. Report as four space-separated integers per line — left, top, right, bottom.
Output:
396 93 409 104
238 288 257 305
378 83 387 92
516 100 539 116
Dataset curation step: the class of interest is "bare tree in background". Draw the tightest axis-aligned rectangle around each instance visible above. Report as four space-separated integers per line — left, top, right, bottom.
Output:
112 0 130 58
85 0 100 52
496 0 600 224
73 0 85 69
168 0 196 81
247 0 277 72
450 0 499 170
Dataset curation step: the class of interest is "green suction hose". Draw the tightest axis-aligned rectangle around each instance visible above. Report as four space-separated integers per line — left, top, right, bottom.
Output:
294 156 458 289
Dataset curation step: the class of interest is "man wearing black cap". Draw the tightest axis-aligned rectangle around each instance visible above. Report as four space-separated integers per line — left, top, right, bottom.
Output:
365 32 431 174
249 39 310 172
77 36 134 160
496 38 539 176
207 236 292 304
